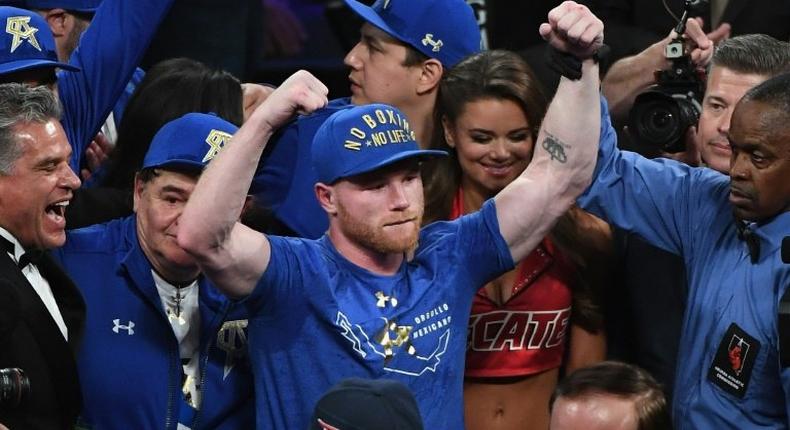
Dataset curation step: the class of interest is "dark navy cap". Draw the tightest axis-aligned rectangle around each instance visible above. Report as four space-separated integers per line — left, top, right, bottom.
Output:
311 378 424 430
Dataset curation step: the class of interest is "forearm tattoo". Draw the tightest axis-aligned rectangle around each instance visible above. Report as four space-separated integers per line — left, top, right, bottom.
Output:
542 133 568 163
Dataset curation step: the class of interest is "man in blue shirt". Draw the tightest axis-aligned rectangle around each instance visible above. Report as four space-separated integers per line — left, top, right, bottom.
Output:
52 114 254 429
579 74 790 428
178 3 606 427
252 0 482 238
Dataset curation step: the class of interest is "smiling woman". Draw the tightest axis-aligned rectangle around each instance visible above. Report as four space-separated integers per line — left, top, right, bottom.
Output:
423 50 610 430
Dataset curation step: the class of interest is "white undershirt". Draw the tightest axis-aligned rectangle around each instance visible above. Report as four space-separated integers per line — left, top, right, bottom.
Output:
152 270 202 408
0 227 68 340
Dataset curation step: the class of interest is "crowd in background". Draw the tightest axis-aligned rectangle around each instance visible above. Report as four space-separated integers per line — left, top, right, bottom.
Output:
0 0 788 429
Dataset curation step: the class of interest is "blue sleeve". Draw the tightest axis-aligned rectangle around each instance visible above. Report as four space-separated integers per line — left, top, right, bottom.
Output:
58 0 174 173
243 236 303 318
578 98 729 257
422 200 514 296
461 199 515 291
112 67 146 126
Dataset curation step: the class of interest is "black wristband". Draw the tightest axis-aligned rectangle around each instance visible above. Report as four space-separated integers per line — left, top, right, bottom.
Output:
546 46 583 80
545 44 610 81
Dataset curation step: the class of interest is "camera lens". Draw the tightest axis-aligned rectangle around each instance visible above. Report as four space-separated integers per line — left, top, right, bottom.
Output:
629 90 700 153
650 110 672 129
0 367 30 408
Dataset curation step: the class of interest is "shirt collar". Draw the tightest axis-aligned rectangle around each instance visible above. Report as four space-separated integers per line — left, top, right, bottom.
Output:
752 211 790 250
0 226 25 262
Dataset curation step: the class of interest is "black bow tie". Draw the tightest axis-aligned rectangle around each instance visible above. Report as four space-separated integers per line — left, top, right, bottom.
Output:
0 236 45 269
736 220 760 264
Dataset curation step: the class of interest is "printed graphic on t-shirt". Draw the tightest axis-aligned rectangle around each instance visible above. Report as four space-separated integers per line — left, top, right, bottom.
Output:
707 322 761 398
336 299 452 376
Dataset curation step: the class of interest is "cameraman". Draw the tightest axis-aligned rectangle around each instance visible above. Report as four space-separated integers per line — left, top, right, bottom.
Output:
597 29 790 408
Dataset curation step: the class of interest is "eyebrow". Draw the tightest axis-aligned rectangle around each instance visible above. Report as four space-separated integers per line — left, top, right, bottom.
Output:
33 156 60 169
159 185 189 195
704 95 728 105
468 127 531 134
361 33 383 49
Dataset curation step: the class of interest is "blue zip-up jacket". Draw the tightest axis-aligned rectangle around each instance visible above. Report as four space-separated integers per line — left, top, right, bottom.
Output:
52 216 254 429
579 99 790 429
58 0 172 175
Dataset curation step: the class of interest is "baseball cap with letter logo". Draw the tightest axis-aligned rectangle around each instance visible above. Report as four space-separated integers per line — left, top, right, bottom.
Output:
311 103 446 184
143 112 239 172
0 6 79 75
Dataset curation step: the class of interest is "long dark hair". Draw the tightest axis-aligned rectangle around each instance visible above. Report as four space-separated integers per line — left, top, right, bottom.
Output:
423 50 608 332
99 58 244 190
422 50 548 223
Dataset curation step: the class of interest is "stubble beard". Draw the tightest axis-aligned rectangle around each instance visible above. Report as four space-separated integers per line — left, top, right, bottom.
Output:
337 206 422 255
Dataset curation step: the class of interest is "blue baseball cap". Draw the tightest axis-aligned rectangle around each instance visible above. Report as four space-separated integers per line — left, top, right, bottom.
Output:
312 103 446 184
343 0 481 68
23 0 101 12
0 6 79 75
143 113 239 171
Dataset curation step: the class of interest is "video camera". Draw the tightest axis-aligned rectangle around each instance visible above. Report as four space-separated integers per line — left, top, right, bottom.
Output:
628 0 705 153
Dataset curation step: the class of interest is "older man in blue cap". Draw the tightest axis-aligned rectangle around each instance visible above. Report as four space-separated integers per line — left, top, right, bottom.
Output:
251 0 483 239
52 113 255 430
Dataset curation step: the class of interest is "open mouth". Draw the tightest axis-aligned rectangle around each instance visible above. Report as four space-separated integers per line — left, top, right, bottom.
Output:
45 200 68 224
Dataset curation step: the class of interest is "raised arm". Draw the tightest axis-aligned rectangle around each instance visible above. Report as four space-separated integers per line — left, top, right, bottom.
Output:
58 0 175 173
178 71 328 299
495 1 602 263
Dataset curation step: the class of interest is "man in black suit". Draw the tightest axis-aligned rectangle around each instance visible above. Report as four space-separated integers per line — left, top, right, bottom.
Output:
0 84 85 429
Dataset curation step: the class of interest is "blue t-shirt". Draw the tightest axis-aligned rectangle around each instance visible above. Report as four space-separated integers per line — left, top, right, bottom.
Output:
245 199 513 429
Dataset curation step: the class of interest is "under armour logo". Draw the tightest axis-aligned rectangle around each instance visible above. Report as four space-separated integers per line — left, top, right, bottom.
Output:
112 319 135 335
375 291 398 308
421 34 443 52
203 129 233 162
542 134 568 163
6 16 41 53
